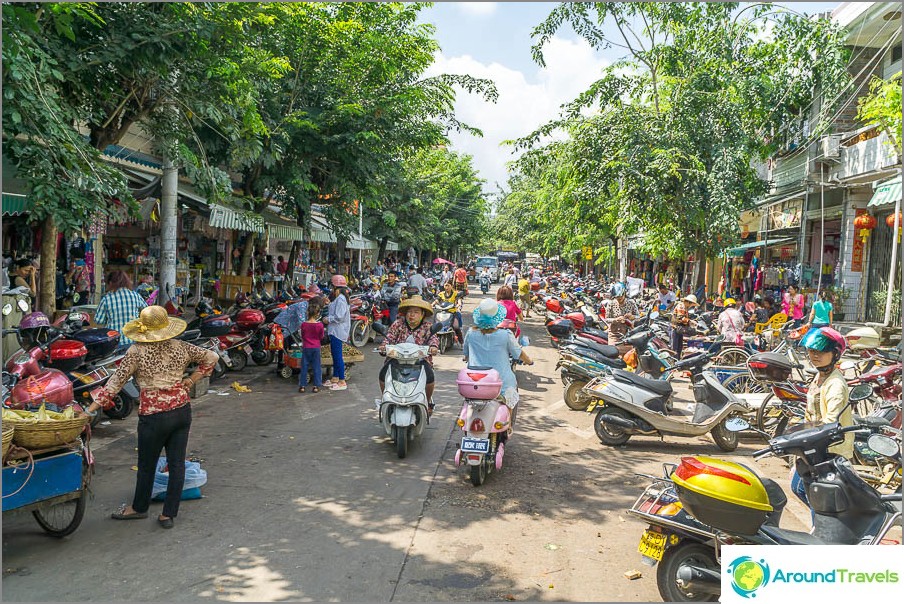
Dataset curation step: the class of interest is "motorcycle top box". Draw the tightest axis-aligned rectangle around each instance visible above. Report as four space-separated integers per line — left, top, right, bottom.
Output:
564 312 586 330
546 318 574 339
456 367 503 400
46 340 88 372
10 370 75 408
70 328 120 361
546 298 564 314
672 455 772 536
746 352 796 383
235 308 265 330
199 315 233 337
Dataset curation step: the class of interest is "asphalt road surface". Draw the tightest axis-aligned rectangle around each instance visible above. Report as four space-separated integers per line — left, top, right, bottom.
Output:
2 286 813 602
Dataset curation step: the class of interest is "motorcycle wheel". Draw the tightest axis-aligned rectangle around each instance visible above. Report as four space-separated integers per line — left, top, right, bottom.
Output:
103 393 133 420
438 333 452 355
656 541 719 602
711 420 739 452
754 394 784 436
251 349 273 366
228 349 248 372
396 426 408 459
212 359 226 381
593 407 632 446
563 381 590 411
470 459 487 486
350 320 369 348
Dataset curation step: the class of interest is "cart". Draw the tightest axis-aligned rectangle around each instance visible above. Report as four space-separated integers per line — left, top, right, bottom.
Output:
2 441 92 538
277 343 366 380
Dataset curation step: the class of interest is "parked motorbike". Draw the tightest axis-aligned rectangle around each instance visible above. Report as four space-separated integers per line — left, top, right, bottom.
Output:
631 418 902 601
371 322 443 458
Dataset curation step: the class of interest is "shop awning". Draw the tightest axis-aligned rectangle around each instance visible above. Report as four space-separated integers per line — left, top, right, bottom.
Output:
209 203 264 233
2 193 30 216
309 215 338 243
347 232 378 250
868 175 902 208
727 238 794 256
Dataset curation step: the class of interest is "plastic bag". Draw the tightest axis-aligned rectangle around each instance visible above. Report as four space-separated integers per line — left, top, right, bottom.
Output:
151 456 207 500
267 324 285 350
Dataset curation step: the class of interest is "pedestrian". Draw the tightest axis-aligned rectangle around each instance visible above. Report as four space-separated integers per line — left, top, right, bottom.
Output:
298 299 324 393
381 272 402 323
276 255 289 275
94 270 148 351
517 274 532 318
407 265 427 296
503 267 517 289
440 264 453 287
10 258 37 307
66 259 91 304
670 294 698 357
84 305 219 529
782 284 805 328
717 298 746 346
809 290 834 328
325 274 350 391
453 263 468 293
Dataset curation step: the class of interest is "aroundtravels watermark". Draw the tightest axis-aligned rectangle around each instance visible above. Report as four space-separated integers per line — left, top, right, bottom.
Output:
722 546 904 602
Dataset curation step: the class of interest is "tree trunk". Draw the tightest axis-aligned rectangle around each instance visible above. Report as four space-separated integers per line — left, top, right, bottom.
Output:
38 216 58 317
377 236 388 263
238 233 256 276
286 240 300 289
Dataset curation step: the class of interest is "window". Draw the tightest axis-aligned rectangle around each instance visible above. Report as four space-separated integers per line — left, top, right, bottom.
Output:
892 44 902 63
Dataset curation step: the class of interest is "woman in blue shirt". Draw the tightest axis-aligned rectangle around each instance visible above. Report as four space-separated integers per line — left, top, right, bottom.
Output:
463 299 533 423
808 290 834 328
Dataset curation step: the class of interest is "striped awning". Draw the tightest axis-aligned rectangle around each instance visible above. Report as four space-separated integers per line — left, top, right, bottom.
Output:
309 215 338 243
209 204 264 233
868 175 902 208
2 193 30 216
267 222 306 241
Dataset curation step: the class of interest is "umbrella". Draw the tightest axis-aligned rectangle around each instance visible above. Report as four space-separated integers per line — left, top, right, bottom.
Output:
432 257 452 265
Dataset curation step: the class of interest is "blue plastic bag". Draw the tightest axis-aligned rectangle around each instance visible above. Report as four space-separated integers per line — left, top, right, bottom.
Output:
151 456 207 501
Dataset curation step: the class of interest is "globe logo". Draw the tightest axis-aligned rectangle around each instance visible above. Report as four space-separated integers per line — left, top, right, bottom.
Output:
727 556 771 598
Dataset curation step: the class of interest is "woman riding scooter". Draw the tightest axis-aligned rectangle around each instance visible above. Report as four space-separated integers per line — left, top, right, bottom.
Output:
434 281 465 347
379 296 440 415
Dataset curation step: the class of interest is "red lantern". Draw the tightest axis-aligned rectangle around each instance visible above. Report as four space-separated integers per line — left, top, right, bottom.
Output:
886 211 902 242
854 213 878 243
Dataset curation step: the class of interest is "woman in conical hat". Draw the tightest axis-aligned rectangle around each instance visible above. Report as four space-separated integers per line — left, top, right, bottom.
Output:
85 305 219 529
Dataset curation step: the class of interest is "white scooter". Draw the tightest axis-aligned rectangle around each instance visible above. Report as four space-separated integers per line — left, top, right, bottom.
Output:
372 322 442 458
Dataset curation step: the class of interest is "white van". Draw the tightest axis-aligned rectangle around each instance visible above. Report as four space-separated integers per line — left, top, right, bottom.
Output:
475 256 500 283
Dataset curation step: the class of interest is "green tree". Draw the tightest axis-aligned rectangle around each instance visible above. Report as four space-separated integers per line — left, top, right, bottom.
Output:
857 71 903 156
515 2 850 278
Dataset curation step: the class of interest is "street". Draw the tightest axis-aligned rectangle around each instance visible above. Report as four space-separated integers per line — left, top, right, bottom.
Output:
1 288 812 602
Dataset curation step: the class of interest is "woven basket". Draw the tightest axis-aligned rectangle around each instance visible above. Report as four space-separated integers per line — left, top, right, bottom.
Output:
11 415 89 449
2 426 14 459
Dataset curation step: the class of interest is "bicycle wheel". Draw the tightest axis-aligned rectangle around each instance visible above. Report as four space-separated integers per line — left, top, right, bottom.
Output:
713 347 751 366
721 372 768 395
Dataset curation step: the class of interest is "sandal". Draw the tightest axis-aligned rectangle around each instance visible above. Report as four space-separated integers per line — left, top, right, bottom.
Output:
298 387 305 393
158 516 174 529
112 504 147 520
312 387 320 393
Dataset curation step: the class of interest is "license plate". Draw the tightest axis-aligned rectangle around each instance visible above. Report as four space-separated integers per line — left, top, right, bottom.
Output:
244 344 253 355
638 530 667 561
460 437 490 454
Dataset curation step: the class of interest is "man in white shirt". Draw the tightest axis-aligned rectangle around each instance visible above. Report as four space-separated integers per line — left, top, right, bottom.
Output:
657 283 677 312
440 265 452 286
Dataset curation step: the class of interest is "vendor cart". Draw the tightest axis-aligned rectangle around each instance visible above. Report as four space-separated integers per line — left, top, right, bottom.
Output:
2 441 92 538
277 343 366 380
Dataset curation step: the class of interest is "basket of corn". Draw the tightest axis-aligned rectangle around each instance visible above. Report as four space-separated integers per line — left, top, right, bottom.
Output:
3 405 89 449
320 343 365 365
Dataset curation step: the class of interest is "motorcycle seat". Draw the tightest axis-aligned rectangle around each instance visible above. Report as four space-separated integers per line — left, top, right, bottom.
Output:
178 329 201 341
573 338 618 358
582 327 608 340
759 524 825 545
670 353 710 371
564 344 626 369
611 369 673 397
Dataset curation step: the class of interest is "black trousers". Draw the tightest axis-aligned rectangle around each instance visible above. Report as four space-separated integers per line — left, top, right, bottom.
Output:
132 404 192 518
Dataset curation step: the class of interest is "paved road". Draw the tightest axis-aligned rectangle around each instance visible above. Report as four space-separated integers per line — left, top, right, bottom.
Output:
2 286 811 602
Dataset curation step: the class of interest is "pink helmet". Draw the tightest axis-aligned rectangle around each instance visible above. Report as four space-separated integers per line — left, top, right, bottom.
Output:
330 274 347 288
19 311 50 330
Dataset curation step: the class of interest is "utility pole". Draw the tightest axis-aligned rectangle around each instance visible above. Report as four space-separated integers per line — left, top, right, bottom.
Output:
158 158 178 306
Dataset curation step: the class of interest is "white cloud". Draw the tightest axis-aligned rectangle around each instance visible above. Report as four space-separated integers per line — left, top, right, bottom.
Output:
456 3 499 17
426 36 610 191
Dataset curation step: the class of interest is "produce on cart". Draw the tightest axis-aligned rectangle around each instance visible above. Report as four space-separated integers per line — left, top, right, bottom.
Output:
2 405 92 537
278 343 366 379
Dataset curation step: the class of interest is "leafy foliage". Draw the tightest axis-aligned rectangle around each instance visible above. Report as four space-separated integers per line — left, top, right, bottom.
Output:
857 71 903 153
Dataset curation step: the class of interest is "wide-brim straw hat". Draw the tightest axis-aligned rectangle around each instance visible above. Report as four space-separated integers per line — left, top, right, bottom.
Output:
472 299 507 329
398 295 433 318
682 294 699 305
122 305 187 343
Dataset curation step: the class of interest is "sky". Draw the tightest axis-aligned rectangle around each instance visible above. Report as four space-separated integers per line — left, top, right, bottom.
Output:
419 2 843 195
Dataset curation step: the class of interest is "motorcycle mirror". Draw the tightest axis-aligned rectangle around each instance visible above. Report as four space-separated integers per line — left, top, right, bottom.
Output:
372 322 388 336
430 321 444 335
17 299 29 312
724 417 750 432
866 434 899 458
1 303 11 316
848 383 874 402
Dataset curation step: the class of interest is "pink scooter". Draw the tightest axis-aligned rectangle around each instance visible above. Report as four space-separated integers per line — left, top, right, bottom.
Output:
453 367 513 486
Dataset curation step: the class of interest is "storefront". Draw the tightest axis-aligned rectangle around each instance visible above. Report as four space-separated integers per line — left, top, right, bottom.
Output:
864 176 902 325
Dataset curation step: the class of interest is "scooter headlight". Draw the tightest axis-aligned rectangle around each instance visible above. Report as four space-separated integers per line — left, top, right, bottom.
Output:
394 379 417 398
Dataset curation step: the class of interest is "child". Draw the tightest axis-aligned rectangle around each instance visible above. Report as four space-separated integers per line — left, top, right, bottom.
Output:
299 301 325 393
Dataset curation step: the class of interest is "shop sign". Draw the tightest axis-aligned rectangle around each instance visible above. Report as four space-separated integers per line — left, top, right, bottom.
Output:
766 198 802 231
851 208 867 272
